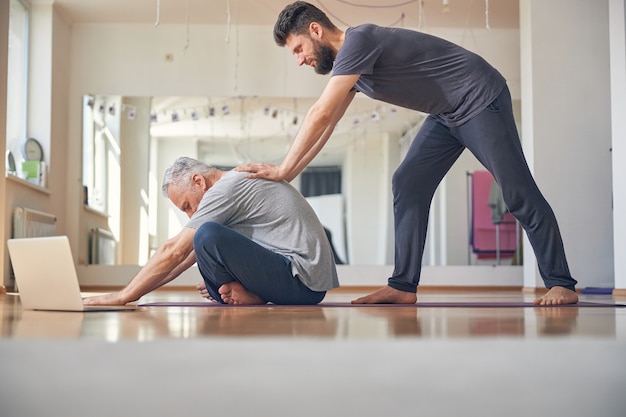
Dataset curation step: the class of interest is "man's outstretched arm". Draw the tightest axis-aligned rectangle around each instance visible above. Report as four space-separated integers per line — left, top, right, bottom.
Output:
237 74 358 182
83 227 197 305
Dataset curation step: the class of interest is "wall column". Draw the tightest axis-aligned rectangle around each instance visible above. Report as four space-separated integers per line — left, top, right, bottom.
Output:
120 97 152 264
610 0 626 293
520 0 614 290
0 0 9 289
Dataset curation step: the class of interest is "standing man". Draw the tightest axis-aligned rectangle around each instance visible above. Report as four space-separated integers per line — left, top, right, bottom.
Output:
237 1 578 305
84 157 339 306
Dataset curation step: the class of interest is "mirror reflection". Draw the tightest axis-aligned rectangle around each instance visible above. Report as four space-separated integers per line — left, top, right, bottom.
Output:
81 94 522 267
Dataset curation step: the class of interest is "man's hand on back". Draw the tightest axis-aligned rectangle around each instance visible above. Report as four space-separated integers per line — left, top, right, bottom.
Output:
235 163 285 181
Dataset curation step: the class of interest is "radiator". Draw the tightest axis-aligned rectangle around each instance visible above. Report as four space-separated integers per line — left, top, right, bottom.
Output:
11 207 58 289
12 207 57 239
89 227 117 265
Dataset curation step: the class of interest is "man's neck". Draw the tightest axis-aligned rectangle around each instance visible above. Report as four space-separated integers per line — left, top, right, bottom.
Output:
330 29 345 53
205 170 226 188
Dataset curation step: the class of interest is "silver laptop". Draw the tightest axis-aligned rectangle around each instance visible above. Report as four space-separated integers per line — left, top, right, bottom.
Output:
7 236 137 312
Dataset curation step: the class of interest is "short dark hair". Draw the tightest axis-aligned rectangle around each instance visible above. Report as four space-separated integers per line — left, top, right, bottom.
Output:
273 1 337 46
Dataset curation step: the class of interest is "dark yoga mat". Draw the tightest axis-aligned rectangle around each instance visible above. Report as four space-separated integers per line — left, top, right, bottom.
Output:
138 301 626 308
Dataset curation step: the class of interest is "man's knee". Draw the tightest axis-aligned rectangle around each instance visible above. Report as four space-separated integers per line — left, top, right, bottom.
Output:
194 221 225 249
392 165 436 203
392 165 416 197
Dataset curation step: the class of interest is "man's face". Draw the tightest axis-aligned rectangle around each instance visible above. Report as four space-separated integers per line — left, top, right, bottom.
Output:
286 33 335 75
167 177 206 219
312 37 335 75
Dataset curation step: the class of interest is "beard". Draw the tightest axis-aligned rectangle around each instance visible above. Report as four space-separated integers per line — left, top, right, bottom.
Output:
312 39 336 75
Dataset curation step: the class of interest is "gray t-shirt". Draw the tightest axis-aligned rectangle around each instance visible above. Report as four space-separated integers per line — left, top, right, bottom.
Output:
185 171 339 292
333 24 506 127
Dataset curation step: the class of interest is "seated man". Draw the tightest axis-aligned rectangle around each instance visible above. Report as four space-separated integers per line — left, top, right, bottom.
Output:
84 157 339 306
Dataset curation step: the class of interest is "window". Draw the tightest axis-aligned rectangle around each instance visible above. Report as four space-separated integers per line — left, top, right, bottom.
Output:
300 166 342 197
5 0 29 176
82 95 122 214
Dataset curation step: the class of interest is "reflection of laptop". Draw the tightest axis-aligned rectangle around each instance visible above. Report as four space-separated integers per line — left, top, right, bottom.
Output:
7 236 137 312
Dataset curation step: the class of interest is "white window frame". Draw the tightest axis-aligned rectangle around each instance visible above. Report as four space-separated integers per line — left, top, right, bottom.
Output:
5 0 30 175
82 95 122 215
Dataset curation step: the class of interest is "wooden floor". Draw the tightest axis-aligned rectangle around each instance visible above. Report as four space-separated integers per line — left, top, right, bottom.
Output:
1 287 625 340
1 287 625 416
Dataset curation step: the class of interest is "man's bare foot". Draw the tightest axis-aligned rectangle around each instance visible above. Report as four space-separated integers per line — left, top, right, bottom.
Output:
351 286 417 304
533 286 579 306
218 282 266 305
196 282 217 302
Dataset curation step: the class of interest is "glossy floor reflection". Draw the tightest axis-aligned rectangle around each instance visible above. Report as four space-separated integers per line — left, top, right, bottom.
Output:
1 288 625 341
1 288 625 417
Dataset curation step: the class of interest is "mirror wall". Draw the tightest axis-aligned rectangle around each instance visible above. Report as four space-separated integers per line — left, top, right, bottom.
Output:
82 94 520 267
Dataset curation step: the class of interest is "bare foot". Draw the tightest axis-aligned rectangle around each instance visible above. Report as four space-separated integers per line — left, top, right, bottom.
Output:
196 282 217 302
218 282 266 305
533 286 579 306
351 286 417 304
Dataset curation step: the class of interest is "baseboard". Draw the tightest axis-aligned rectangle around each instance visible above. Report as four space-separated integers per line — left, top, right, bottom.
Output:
522 286 546 294
81 285 526 294
78 264 525 288
81 285 195 293
523 287 591 295
332 285 523 293
612 288 626 296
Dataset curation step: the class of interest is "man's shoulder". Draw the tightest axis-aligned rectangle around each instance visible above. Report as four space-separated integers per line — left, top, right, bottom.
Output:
219 171 292 192
346 23 379 38
218 170 248 184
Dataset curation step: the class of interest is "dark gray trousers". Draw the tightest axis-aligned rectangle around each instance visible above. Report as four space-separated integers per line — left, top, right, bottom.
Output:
194 222 326 305
389 85 577 292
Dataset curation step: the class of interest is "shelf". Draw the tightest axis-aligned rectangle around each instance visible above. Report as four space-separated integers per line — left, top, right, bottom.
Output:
5 173 51 195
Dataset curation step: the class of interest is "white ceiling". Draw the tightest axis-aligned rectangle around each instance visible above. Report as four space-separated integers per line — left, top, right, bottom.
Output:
52 0 519 29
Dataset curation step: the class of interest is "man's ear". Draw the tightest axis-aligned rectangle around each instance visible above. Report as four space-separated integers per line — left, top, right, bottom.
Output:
191 173 206 189
309 22 323 40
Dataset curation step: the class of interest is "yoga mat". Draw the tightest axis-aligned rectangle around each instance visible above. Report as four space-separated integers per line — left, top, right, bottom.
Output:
139 301 626 308
581 287 614 295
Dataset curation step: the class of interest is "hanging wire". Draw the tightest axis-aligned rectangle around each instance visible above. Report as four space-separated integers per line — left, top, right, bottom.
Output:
317 0 413 28
335 0 419 8
316 0 352 27
183 0 190 53
154 0 160 26
233 23 239 91
418 0 425 30
485 0 491 30
225 0 232 43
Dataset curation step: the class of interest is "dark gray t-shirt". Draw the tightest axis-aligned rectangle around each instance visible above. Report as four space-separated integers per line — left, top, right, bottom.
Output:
185 171 339 292
333 24 506 127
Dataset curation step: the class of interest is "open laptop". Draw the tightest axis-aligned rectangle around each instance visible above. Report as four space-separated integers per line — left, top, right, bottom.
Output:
7 236 137 312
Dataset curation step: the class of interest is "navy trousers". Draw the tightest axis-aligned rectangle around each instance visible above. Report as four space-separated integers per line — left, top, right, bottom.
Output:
390 85 577 292
193 222 326 305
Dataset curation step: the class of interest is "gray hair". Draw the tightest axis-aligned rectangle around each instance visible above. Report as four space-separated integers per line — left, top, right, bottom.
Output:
161 157 216 197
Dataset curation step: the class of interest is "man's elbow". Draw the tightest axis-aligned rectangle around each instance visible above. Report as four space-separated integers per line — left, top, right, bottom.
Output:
308 103 334 126
159 241 191 264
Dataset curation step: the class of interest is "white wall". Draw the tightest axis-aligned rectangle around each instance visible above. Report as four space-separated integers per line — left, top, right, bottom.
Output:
70 23 329 98
610 0 626 292
1 2 72 287
67 22 522 269
343 130 389 265
0 0 9 284
521 0 614 289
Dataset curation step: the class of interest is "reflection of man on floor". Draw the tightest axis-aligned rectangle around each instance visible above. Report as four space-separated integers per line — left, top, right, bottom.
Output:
84 157 339 306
